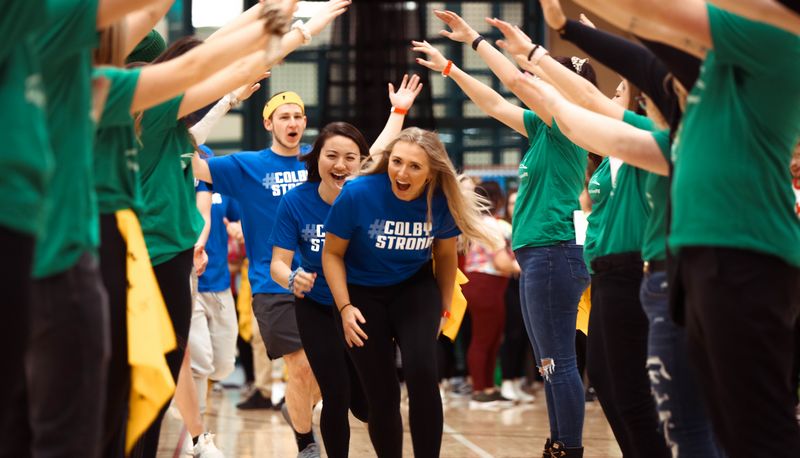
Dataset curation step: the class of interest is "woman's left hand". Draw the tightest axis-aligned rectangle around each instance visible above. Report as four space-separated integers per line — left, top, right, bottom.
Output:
193 244 208 276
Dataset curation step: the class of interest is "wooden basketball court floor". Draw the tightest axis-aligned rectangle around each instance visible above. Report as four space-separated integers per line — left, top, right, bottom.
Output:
157 385 623 457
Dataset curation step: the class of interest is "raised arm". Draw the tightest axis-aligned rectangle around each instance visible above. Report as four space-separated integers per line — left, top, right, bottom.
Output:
434 9 553 118
189 76 267 145
523 77 668 175
369 74 423 156
489 17 624 120
270 0 351 63
413 40 530 134
97 0 165 29
122 0 173 57
178 50 270 119
573 0 711 58
709 0 800 34
132 18 275 113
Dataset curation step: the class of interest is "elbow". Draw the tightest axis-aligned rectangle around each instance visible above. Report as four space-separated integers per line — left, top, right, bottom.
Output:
507 71 526 93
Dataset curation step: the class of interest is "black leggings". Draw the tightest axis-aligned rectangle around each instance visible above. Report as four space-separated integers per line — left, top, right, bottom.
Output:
0 227 35 456
295 296 368 458
98 214 130 458
587 253 668 458
501 277 530 380
130 249 194 458
346 263 442 458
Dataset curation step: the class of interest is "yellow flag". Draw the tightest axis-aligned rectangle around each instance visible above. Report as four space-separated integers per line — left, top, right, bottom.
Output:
236 259 253 342
576 286 591 336
115 210 177 453
441 268 469 341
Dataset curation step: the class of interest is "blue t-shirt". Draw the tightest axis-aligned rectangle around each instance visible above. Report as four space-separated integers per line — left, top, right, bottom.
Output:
324 173 461 287
208 147 309 294
270 182 334 306
196 146 241 293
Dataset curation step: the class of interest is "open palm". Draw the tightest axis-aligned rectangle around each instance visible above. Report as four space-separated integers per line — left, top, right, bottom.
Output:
388 74 423 111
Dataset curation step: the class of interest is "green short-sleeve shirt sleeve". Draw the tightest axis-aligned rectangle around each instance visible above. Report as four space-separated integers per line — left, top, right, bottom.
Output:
708 3 800 73
622 110 655 132
95 67 141 128
523 109 544 139
37 0 99 64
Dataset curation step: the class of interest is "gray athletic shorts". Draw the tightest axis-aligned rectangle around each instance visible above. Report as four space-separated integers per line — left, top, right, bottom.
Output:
252 293 302 359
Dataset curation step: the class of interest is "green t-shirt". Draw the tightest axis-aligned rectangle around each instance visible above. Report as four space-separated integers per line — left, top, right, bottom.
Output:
512 110 587 250
642 129 671 262
0 1 52 236
583 111 653 271
93 67 142 214
33 0 100 278
138 96 204 265
583 158 611 271
670 4 800 267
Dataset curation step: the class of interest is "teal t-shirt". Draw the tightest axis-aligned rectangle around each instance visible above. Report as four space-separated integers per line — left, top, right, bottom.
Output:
94 67 142 214
642 129 671 262
512 110 587 250
0 1 52 237
138 96 204 265
33 0 100 278
670 4 800 267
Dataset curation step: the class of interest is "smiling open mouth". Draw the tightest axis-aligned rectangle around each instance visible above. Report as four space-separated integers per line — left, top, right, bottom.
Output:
396 180 410 191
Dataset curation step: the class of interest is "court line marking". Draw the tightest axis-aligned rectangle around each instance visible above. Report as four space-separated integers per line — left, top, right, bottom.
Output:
443 422 494 458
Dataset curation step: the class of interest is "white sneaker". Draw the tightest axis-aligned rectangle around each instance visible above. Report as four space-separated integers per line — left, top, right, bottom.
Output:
513 379 535 403
193 432 224 458
298 442 321 458
500 380 519 401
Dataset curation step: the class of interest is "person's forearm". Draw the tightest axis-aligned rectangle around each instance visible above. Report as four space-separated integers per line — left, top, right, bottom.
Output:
638 38 700 91
195 193 212 247
549 97 669 175
369 111 406 156
123 0 174 56
97 0 165 29
192 152 213 183
270 258 293 290
189 94 238 145
562 19 672 114
434 254 456 313
322 252 351 310
206 2 263 42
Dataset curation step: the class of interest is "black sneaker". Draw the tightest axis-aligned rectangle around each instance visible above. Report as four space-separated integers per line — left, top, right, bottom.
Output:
488 390 515 405
584 386 597 403
469 392 499 410
237 390 273 410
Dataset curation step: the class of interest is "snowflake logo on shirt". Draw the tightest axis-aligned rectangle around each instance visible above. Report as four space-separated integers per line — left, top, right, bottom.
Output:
262 173 277 189
367 219 386 239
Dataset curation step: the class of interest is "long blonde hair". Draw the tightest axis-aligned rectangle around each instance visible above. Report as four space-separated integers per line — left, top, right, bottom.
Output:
363 127 503 249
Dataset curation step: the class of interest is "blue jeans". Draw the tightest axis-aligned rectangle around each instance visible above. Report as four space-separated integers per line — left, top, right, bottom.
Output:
516 243 589 447
641 271 725 458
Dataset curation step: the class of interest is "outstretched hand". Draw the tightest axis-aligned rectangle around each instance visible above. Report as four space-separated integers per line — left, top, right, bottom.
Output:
234 71 271 102
411 40 449 73
388 74 423 111
306 0 352 36
486 17 534 56
434 9 480 44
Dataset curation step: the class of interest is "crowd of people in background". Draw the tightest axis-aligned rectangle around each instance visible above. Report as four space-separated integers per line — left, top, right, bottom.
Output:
2 1 799 458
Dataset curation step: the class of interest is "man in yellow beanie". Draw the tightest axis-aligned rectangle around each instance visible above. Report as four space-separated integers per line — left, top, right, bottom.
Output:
193 92 322 457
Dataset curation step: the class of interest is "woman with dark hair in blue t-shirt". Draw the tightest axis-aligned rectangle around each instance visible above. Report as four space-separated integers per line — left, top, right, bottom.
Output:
269 75 421 458
322 128 501 458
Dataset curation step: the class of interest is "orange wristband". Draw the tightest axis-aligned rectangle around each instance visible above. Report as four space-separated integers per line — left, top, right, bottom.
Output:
442 310 451 319
442 60 453 77
391 106 408 115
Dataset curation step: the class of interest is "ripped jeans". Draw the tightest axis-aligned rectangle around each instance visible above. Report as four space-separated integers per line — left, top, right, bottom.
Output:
515 243 589 447
641 270 724 458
